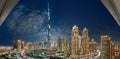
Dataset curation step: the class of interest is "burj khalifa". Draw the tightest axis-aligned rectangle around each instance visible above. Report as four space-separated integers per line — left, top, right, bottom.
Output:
47 0 51 48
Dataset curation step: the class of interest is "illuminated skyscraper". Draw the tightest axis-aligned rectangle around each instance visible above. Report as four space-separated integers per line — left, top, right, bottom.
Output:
81 27 90 54
89 39 97 53
34 41 39 50
13 37 17 49
64 37 67 47
41 40 45 49
17 40 21 51
47 0 51 48
68 42 72 55
71 25 80 55
26 42 33 50
57 36 62 51
101 35 113 59
64 37 68 52
21 41 25 49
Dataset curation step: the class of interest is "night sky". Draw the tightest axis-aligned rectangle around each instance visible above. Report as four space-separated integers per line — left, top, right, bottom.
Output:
0 0 120 46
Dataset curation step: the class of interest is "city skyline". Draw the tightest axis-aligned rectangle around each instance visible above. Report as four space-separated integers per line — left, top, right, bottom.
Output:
0 0 120 46
0 24 120 59
0 0 120 59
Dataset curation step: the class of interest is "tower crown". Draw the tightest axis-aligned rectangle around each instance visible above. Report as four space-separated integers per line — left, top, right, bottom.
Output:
83 27 88 32
72 25 78 30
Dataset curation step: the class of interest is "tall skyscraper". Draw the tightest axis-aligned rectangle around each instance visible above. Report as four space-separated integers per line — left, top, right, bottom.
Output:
68 41 72 55
13 37 17 49
89 39 97 53
34 41 39 50
47 0 51 48
64 37 68 52
57 36 62 51
71 25 80 55
81 27 90 54
101 35 113 59
26 42 33 50
17 40 21 51
21 41 25 49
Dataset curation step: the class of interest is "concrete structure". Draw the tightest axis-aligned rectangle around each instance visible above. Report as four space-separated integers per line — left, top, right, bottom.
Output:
0 0 19 25
101 0 120 26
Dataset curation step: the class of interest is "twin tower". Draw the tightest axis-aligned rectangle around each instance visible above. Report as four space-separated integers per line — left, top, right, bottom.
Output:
71 25 90 55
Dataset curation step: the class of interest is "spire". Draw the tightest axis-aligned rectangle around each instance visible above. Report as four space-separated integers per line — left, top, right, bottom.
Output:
47 0 51 48
48 0 50 20
72 25 78 30
83 27 88 32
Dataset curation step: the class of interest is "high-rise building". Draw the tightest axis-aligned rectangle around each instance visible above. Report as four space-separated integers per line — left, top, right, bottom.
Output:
68 42 72 55
81 27 90 54
113 41 120 59
26 42 33 50
71 25 80 55
89 39 97 53
17 40 21 51
57 36 62 51
114 48 120 59
47 0 51 48
63 37 68 52
21 41 25 49
34 41 39 50
41 40 45 49
64 37 67 47
79 36 82 49
101 35 113 59
13 37 17 49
